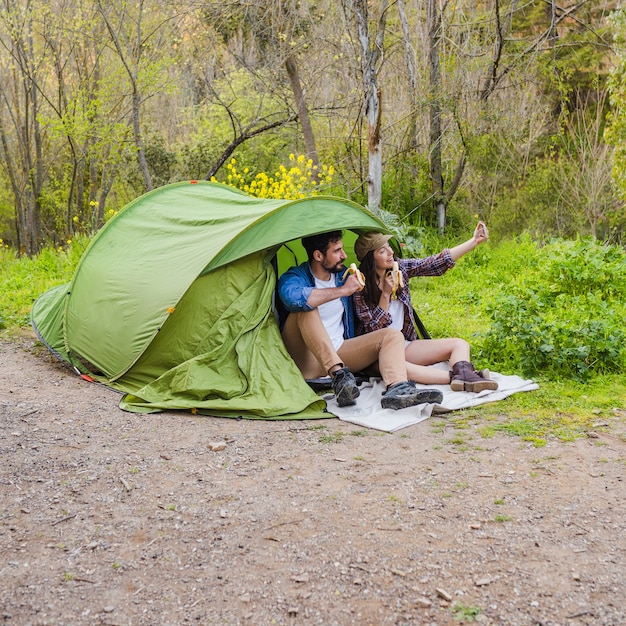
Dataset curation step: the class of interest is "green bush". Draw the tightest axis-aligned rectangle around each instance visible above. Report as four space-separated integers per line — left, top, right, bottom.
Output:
477 238 626 380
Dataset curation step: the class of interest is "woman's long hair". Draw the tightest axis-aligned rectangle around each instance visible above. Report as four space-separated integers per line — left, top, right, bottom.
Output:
359 251 382 307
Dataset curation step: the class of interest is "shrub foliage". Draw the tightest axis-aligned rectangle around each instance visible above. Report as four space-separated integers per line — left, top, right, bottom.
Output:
477 238 626 380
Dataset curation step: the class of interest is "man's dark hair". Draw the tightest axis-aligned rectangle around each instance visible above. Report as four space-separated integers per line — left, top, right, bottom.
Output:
301 230 343 261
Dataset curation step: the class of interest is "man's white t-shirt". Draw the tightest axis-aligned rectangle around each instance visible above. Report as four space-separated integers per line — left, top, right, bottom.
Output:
314 273 345 351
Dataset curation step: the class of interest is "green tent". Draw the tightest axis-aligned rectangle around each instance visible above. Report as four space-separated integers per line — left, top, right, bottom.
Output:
31 181 392 419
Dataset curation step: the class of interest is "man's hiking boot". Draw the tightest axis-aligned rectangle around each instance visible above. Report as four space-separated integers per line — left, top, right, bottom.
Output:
331 367 360 407
450 360 498 392
381 381 443 410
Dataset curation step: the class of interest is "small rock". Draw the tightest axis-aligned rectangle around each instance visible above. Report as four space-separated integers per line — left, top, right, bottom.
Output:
436 587 452 602
475 577 491 586
586 431 599 439
208 441 227 451
416 597 432 608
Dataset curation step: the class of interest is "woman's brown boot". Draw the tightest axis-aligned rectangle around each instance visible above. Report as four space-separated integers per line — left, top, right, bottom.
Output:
450 361 498 392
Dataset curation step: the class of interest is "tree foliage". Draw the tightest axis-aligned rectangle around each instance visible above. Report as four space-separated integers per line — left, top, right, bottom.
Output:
0 0 623 254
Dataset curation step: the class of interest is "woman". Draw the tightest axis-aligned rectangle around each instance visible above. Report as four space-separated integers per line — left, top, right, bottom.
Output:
353 224 497 392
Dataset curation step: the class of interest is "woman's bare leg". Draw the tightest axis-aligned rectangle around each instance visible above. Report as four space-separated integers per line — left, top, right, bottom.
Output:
404 338 470 384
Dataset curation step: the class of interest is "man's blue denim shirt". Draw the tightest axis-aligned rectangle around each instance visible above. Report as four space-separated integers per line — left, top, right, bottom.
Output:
277 261 356 338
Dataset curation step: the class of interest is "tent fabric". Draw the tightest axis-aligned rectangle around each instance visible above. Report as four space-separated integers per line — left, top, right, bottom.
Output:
31 181 391 419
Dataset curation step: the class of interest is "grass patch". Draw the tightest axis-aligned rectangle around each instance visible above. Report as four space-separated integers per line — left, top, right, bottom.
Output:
349 429 369 437
319 431 345 444
0 237 89 335
451 602 482 622
472 375 625 446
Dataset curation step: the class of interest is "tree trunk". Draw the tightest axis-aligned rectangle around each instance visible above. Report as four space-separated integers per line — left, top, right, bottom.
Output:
285 55 319 178
367 88 383 214
0 5 45 255
98 0 153 192
132 89 153 191
351 0 389 215
427 0 445 233
397 0 419 151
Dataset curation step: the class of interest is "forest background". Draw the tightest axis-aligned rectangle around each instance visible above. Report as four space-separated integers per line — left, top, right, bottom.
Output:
2 0 626 254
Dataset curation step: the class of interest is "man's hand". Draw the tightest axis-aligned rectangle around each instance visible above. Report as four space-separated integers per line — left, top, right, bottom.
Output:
341 263 366 290
306 273 363 308
342 272 366 295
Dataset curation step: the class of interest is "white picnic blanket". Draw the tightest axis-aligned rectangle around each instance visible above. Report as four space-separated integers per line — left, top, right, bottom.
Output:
324 362 539 432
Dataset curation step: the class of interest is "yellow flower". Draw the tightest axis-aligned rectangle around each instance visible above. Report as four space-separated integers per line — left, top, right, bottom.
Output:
216 154 337 200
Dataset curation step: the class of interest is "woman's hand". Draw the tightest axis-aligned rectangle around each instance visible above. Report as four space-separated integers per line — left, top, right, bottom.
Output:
449 222 490 261
473 221 489 245
380 272 395 298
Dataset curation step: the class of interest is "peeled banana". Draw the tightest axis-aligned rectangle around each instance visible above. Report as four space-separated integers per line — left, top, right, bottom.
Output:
388 261 404 299
342 263 366 290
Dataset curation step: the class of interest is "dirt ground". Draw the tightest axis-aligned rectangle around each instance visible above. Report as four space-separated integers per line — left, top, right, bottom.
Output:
1 336 626 626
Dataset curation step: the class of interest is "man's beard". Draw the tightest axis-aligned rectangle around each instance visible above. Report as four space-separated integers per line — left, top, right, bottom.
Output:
322 261 344 274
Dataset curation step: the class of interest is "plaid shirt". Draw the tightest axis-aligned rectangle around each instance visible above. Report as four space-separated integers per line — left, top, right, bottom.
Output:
353 250 455 341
